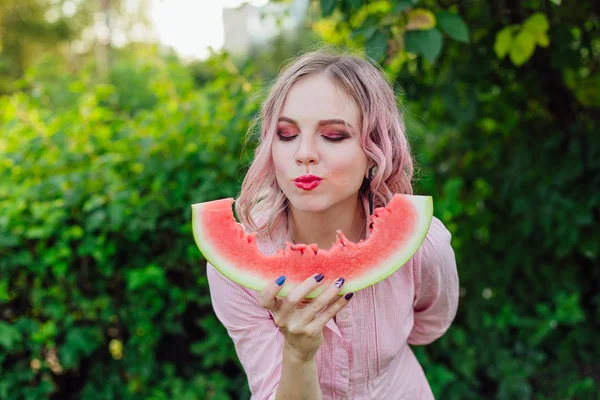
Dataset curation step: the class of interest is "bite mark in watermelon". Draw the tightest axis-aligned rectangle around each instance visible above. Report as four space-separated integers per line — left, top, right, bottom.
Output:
192 194 433 298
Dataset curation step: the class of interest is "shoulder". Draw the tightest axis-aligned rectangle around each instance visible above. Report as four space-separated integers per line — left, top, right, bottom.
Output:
423 216 453 251
412 215 457 282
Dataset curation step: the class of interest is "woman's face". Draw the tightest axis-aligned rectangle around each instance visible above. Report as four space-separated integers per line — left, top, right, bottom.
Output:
272 73 369 213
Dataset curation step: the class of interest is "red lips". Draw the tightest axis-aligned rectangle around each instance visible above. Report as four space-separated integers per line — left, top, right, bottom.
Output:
294 175 322 190
294 175 322 183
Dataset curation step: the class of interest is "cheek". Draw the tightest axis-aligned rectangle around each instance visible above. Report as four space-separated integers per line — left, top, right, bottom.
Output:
271 145 293 184
328 169 364 189
327 150 367 188
271 144 286 170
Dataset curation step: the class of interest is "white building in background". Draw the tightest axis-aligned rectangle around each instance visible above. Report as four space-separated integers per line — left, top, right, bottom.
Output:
223 0 309 56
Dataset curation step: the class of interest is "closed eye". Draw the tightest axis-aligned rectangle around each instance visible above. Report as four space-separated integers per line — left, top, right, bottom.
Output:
323 136 347 142
276 132 349 142
276 131 297 141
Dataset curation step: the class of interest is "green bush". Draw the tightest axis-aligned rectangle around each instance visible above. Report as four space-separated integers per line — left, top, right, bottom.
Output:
0 47 260 399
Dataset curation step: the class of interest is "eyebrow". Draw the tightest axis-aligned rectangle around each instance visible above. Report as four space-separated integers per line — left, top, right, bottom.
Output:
278 116 354 129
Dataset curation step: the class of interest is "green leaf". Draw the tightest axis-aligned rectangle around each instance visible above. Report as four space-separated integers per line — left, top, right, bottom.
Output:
393 0 414 13
572 74 600 108
0 233 20 247
0 280 7 303
536 31 550 47
494 26 514 59
436 11 469 43
361 26 377 40
60 326 103 369
31 320 57 343
406 9 436 31
509 30 536 66
523 12 549 34
0 321 20 349
365 29 388 63
344 0 362 10
350 16 377 40
320 0 336 17
404 28 444 63
126 263 166 291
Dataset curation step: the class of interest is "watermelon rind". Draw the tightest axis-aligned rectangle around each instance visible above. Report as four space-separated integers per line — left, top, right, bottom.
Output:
191 195 433 298
191 198 274 291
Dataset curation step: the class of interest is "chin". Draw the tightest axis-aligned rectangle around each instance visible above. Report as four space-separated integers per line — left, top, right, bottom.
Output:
287 195 331 213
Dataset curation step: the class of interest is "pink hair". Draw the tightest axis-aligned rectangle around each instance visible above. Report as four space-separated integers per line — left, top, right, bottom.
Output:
234 47 414 244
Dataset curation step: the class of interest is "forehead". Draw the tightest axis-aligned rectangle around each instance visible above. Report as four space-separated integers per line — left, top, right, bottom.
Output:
280 73 360 127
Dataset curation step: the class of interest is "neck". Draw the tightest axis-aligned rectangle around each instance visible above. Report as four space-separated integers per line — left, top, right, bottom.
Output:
288 196 366 250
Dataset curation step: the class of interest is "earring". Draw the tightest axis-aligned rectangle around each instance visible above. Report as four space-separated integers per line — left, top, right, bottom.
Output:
367 166 375 216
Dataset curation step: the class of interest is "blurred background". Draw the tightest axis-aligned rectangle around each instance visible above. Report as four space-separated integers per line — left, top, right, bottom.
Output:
0 0 598 399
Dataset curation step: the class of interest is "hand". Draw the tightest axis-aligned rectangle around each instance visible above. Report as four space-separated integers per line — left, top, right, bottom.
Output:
258 273 353 362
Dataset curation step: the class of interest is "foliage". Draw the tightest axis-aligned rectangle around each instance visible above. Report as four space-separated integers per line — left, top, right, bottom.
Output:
0 45 259 399
1 0 599 399
309 0 470 64
494 13 550 66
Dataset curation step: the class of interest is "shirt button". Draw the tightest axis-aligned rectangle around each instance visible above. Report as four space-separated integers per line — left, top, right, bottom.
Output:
340 371 348 378
340 312 348 320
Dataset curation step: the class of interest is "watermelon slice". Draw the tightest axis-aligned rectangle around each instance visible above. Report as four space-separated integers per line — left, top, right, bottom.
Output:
192 194 433 298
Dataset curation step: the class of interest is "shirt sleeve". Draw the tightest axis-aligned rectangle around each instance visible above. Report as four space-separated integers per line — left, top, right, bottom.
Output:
206 261 282 400
407 216 460 346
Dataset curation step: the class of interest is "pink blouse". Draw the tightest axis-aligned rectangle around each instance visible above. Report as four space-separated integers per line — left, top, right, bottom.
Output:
206 216 459 399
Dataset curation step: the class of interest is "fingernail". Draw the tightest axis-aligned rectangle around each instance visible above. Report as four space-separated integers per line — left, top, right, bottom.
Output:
345 292 354 300
335 278 345 288
314 273 324 282
275 276 286 286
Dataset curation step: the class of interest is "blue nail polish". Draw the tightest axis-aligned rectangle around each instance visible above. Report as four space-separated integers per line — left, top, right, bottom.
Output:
314 273 325 282
275 276 286 286
345 292 354 300
335 278 345 288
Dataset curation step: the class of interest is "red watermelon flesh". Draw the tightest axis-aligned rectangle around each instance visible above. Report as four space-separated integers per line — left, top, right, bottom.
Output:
192 194 433 298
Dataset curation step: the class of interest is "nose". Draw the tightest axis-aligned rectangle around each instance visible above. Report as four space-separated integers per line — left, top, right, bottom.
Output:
295 134 319 166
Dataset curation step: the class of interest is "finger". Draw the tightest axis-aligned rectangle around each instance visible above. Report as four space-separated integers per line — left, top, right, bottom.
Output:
308 291 354 328
257 275 287 311
280 273 326 314
300 277 345 322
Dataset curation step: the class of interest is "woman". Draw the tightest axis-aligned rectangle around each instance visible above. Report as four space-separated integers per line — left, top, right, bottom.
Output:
206 48 459 399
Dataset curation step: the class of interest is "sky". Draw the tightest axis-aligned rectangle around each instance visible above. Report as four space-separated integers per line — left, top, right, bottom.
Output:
149 0 270 60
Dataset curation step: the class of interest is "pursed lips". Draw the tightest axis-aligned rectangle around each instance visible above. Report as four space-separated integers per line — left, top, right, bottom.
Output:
294 175 322 183
293 175 322 190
